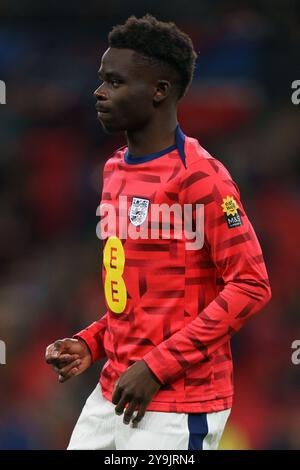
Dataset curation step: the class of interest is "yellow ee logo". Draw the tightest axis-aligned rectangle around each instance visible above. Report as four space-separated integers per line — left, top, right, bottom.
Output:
103 236 127 314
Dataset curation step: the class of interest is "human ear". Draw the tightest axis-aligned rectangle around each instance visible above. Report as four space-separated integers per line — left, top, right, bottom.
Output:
153 80 171 104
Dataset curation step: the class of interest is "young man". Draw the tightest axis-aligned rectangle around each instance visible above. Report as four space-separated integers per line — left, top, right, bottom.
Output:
45 15 271 450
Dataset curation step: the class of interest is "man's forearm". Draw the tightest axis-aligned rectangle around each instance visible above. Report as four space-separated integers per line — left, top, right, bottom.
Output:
143 276 271 384
74 313 108 363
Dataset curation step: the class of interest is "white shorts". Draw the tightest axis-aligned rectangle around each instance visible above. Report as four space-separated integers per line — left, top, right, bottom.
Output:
67 384 230 450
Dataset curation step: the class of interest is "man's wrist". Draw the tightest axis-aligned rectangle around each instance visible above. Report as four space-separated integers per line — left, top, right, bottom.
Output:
142 360 163 385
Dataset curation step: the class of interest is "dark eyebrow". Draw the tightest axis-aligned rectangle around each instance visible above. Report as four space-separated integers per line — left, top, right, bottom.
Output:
98 70 125 80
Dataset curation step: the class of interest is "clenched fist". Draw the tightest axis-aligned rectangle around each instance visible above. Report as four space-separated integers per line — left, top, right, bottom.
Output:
45 338 92 383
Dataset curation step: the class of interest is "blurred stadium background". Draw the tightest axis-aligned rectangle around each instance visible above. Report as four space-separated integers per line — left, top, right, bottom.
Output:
0 0 300 449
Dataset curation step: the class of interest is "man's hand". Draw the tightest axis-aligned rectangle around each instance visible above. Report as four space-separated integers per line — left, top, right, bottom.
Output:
112 360 161 426
45 338 92 383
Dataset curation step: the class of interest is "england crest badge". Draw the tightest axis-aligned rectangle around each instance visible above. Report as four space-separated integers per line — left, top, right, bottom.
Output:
129 197 150 226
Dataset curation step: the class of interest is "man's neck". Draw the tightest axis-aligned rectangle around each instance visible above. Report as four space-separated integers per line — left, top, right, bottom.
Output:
126 115 178 157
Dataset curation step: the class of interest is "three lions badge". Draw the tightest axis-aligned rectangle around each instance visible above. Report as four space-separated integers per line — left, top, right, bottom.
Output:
129 197 150 227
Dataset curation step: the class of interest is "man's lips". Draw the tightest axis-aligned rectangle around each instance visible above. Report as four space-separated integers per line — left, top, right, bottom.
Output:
95 104 110 114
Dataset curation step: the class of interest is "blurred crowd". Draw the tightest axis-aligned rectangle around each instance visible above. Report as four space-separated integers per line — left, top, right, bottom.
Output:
0 1 300 449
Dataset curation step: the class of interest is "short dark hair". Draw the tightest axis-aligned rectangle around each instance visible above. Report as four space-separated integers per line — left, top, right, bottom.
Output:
108 14 197 99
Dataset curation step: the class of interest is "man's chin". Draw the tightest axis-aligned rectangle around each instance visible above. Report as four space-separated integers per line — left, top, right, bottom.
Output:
98 119 123 134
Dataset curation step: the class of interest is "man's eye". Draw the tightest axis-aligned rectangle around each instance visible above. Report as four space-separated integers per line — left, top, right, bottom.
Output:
110 79 121 88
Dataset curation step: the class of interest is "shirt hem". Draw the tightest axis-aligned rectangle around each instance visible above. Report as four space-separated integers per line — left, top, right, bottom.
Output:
101 385 233 413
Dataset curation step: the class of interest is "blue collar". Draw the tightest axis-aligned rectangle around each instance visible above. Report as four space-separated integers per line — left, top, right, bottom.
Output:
124 125 186 168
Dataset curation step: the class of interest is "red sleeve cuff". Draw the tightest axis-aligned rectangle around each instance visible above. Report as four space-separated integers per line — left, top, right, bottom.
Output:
73 329 102 364
143 348 180 385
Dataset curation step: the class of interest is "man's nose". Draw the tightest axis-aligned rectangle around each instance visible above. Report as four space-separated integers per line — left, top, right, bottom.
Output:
93 82 107 100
